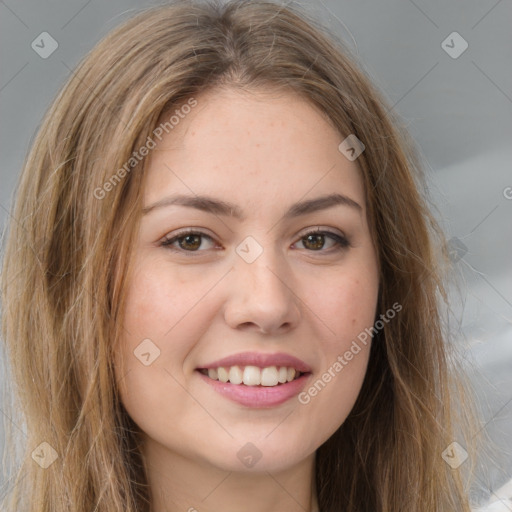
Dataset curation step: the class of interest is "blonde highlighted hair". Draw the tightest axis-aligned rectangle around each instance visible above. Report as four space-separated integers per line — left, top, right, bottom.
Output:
1 1 476 510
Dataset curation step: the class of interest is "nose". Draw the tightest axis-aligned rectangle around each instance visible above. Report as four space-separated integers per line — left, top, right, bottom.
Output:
223 247 301 335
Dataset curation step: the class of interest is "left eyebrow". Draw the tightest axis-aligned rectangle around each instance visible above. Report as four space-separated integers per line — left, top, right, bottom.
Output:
142 192 362 219
281 193 362 219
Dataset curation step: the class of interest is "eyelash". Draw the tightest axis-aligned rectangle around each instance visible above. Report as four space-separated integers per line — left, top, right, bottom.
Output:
160 228 350 255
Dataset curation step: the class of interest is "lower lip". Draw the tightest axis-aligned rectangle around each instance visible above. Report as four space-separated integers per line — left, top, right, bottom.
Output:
197 371 310 408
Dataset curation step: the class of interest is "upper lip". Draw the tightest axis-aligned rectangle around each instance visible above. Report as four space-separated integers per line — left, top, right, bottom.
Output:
197 351 312 373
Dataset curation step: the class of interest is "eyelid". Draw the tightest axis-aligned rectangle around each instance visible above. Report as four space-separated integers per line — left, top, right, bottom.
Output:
296 225 347 240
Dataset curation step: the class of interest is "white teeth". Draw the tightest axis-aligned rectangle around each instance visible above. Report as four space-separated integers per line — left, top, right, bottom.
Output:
261 366 278 386
228 365 243 385
217 367 229 383
243 366 261 386
204 365 302 386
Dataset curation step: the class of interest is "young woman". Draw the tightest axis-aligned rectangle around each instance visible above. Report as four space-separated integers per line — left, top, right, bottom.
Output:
1 1 477 510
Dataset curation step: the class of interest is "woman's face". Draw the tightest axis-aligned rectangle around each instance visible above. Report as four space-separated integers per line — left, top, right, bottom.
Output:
116 87 379 474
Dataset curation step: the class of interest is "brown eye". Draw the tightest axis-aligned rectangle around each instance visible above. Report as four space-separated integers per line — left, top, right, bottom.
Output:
302 233 326 250
295 230 350 252
178 234 202 251
161 230 216 252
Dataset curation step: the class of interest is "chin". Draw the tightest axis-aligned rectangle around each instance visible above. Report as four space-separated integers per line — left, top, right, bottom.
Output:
199 434 318 474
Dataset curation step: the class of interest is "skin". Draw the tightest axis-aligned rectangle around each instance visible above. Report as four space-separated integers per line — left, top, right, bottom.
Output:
115 87 380 512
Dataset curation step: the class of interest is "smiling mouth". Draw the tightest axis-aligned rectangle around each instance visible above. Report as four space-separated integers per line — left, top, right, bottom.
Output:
198 365 306 387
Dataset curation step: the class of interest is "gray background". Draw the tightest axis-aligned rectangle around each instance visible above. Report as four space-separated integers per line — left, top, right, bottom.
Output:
1 0 511 508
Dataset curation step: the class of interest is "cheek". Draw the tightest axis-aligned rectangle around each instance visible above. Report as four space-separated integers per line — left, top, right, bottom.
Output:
114 259 219 433
312 266 379 345
296 261 378 426
122 256 213 341
114 257 210 395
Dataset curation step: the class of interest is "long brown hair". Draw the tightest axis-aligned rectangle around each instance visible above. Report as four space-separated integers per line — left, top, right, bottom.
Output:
1 1 476 510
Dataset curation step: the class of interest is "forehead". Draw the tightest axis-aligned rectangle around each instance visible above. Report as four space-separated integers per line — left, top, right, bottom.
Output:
143 87 365 213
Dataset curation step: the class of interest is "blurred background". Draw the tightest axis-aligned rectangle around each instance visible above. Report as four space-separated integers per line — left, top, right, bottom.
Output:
1 0 511 509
